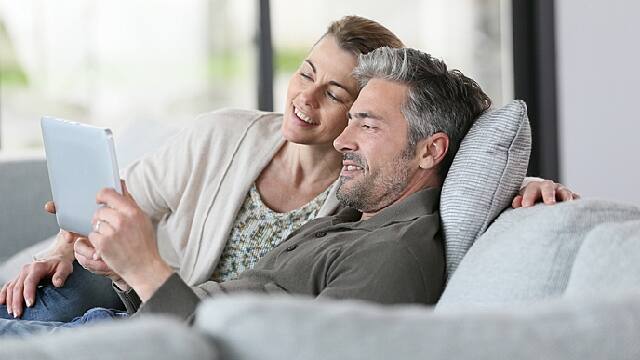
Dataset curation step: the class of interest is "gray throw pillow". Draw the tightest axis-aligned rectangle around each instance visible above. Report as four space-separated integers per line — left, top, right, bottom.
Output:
440 100 531 279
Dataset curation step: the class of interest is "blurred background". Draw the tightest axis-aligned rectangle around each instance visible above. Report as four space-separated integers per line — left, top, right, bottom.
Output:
0 0 637 204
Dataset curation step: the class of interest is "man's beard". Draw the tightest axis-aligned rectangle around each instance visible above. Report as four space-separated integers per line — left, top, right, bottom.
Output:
336 147 413 213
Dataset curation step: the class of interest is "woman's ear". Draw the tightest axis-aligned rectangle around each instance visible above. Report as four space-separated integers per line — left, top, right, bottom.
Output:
417 133 449 170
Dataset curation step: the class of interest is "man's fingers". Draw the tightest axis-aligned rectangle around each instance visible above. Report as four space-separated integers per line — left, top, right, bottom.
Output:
74 238 97 259
87 232 107 260
96 188 132 211
77 254 111 274
44 201 56 214
93 207 121 233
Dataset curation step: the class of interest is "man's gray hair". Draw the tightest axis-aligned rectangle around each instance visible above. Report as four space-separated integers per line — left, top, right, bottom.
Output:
352 47 491 179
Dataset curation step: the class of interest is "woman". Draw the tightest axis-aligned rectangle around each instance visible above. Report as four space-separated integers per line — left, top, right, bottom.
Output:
0 16 573 322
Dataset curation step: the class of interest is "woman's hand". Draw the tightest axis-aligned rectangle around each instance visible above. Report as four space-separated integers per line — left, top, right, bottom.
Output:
512 180 580 208
0 230 75 318
88 181 173 301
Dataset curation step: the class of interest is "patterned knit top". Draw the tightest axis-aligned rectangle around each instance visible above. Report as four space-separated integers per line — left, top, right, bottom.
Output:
211 182 333 282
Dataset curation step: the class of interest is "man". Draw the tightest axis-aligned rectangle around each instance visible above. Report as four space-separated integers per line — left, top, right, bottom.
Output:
0 46 489 333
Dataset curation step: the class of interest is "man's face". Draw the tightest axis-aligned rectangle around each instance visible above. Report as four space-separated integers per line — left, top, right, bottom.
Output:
333 78 421 213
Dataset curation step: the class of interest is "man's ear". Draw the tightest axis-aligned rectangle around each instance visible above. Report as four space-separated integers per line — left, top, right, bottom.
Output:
417 133 449 170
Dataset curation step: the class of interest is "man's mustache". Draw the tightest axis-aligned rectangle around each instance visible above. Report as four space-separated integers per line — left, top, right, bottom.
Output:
342 153 366 168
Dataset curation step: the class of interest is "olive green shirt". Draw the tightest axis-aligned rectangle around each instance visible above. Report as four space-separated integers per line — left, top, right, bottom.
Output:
117 187 444 322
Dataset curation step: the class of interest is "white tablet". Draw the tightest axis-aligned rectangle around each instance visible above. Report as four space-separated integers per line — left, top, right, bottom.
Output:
41 116 122 236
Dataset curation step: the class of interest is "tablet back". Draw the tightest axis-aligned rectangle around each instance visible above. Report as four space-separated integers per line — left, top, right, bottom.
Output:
41 117 122 235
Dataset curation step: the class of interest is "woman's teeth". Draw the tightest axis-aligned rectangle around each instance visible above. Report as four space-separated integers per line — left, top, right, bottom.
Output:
294 107 315 124
345 165 363 171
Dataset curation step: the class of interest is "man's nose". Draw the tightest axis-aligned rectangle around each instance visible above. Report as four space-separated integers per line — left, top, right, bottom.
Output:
333 124 357 153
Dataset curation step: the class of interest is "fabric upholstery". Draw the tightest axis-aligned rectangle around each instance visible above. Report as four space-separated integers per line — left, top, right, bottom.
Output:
0 156 58 264
436 199 640 311
0 316 218 360
565 219 640 297
194 293 640 360
440 100 531 278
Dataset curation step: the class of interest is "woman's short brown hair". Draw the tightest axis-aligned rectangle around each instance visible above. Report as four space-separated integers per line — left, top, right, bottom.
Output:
322 16 404 55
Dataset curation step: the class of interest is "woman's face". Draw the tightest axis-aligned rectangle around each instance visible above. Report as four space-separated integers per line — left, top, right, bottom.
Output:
282 35 359 146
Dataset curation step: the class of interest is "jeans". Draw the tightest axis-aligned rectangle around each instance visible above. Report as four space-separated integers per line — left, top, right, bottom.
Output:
0 307 128 337
0 261 125 322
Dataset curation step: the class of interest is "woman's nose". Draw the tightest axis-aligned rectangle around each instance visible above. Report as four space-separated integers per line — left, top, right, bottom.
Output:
298 85 321 109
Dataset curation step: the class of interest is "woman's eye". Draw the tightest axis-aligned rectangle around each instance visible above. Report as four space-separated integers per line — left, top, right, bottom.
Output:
300 72 312 80
327 92 340 102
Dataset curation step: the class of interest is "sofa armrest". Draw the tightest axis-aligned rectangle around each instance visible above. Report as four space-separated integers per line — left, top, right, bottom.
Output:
0 154 59 262
195 293 640 360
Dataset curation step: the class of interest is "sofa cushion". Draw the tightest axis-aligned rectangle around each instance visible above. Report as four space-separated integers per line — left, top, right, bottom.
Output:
195 292 640 360
565 219 640 297
436 199 640 311
440 100 531 279
0 316 219 360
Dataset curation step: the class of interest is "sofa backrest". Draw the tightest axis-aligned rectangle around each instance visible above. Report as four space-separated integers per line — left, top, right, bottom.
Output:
435 199 640 312
0 155 59 262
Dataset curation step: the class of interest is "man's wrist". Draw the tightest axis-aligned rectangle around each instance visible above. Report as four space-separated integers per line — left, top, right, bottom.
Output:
112 278 131 292
125 259 174 302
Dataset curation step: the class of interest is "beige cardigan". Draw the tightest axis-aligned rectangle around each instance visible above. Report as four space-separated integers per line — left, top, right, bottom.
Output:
123 108 340 287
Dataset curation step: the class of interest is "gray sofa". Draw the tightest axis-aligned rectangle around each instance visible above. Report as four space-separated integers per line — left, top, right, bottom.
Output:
1 154 640 359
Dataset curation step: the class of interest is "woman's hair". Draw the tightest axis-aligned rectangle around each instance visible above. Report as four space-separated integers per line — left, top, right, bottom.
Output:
321 16 404 55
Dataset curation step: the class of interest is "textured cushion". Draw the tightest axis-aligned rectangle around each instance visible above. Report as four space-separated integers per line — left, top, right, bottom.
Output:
436 199 640 311
0 316 219 360
196 293 640 360
565 220 640 297
440 100 531 278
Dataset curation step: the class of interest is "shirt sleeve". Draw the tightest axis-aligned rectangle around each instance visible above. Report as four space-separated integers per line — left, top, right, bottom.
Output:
318 241 434 304
129 273 288 322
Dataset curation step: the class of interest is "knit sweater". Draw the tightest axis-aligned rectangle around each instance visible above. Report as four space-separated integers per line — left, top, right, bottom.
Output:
122 109 341 287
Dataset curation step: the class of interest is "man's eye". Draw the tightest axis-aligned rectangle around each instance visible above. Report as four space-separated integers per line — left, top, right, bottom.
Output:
362 124 371 129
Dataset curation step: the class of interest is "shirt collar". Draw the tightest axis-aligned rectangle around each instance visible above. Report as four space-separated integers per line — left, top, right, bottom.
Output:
332 187 441 230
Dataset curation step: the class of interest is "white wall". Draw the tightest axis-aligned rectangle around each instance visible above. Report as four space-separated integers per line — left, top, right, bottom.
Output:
556 0 640 205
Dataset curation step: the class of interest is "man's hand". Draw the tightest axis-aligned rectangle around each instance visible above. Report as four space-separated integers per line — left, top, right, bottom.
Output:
74 238 130 290
0 231 75 318
512 180 580 208
88 181 172 301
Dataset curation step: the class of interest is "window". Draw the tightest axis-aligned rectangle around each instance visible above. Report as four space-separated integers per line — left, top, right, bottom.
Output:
0 0 257 153
271 0 513 114
1 0 513 154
